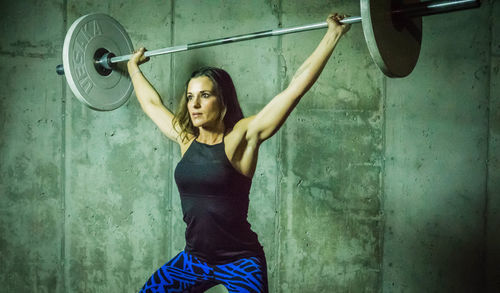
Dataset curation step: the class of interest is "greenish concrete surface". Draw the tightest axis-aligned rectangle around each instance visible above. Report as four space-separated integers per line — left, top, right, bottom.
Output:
278 1 383 291
383 2 492 292
0 1 65 292
487 56 500 293
0 1 497 293
487 1 500 291
63 1 174 292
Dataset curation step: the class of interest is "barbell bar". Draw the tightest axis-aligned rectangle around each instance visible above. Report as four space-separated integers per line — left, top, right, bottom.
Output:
104 0 481 67
57 0 481 111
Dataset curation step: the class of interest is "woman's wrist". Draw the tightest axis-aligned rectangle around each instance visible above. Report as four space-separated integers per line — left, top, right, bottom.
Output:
127 63 142 78
325 28 342 39
323 29 342 47
127 61 138 69
127 62 139 72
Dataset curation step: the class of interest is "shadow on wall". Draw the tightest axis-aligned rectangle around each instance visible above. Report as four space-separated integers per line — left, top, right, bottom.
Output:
385 179 486 291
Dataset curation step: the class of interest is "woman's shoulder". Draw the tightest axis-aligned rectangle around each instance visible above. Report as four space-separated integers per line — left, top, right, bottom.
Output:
224 116 260 177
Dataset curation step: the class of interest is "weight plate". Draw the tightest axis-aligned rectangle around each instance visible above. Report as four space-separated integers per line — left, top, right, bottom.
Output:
361 0 422 78
62 13 133 111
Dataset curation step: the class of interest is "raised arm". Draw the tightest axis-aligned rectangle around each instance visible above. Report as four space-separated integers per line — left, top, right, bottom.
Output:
245 13 350 143
127 48 179 142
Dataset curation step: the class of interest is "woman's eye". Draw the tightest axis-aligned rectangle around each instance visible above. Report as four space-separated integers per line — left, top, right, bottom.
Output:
187 95 193 100
202 93 210 98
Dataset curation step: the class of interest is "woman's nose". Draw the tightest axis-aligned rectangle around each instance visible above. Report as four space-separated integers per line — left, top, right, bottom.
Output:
192 96 201 108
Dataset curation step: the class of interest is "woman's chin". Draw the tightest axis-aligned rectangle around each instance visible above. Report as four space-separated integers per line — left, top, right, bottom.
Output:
191 117 221 129
191 120 203 128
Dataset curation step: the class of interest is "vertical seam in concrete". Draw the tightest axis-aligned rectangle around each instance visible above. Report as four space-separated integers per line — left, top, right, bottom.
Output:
379 74 387 293
168 0 176 259
273 1 283 292
482 2 493 289
61 1 68 292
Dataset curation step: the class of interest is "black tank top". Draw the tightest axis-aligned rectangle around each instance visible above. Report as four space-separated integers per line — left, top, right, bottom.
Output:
174 138 264 264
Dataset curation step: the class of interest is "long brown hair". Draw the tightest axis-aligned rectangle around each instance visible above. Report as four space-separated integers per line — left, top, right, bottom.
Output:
173 67 244 143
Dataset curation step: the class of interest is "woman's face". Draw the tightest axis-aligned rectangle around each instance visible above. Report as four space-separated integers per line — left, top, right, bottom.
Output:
186 76 224 128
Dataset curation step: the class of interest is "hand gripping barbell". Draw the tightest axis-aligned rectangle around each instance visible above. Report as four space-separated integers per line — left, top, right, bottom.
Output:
56 0 481 111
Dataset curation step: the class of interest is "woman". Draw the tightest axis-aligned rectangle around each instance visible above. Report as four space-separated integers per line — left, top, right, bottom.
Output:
128 13 350 293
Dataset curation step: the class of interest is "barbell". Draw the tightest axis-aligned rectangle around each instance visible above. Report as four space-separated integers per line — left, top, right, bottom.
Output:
57 0 481 111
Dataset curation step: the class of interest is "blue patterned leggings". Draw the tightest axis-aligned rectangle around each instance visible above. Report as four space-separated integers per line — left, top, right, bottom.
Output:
139 251 268 293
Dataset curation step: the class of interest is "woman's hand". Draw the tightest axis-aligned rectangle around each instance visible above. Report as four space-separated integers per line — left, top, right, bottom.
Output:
128 47 150 66
327 13 351 36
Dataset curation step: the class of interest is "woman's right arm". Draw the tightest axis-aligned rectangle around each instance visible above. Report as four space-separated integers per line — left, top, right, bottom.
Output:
127 47 179 142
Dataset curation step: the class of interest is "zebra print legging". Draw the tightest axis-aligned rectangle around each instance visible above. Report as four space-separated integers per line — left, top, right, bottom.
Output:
139 250 268 293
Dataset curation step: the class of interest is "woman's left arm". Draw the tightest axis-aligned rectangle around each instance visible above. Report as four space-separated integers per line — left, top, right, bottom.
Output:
245 13 350 143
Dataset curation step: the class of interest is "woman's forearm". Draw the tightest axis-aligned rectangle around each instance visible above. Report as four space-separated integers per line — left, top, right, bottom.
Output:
126 49 179 141
288 29 342 95
246 14 349 142
127 62 163 108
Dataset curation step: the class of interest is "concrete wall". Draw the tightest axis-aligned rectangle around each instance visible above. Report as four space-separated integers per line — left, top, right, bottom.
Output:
487 1 500 291
0 1 496 293
382 1 493 292
0 1 65 292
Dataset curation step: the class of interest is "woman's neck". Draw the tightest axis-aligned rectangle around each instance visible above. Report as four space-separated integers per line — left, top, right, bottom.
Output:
196 123 225 145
